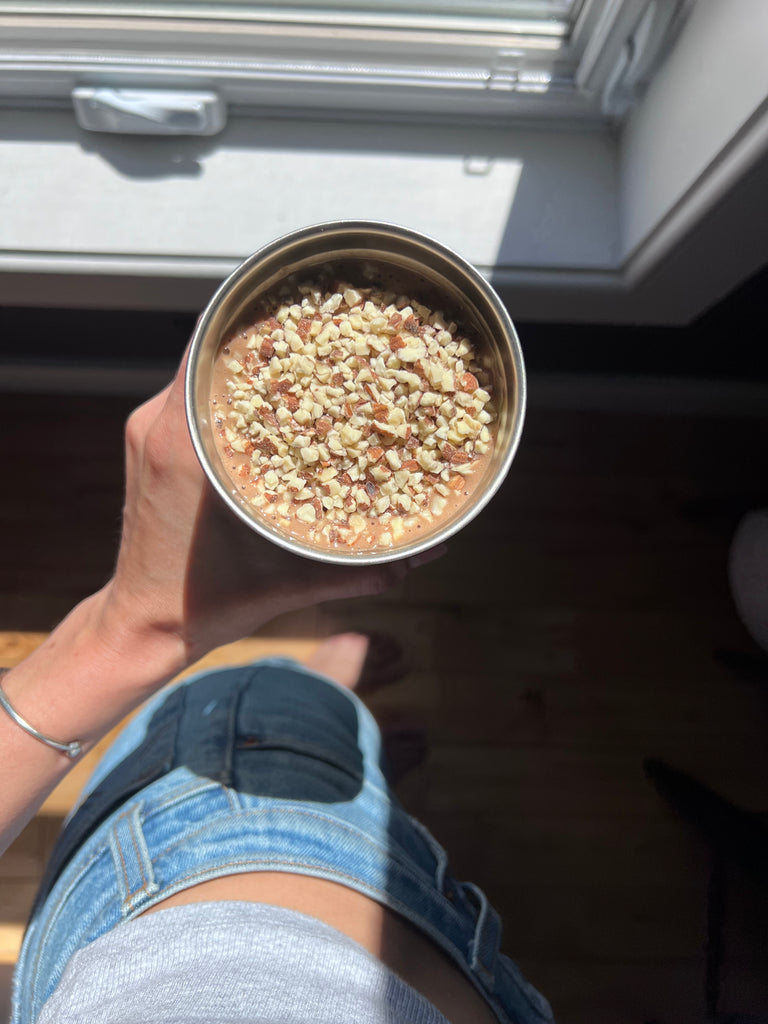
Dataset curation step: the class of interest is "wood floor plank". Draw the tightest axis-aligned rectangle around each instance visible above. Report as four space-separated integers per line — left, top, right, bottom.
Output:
0 964 13 1022
517 959 708 1024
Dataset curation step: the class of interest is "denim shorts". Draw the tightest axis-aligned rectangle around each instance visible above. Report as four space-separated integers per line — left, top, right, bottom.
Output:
12 659 553 1024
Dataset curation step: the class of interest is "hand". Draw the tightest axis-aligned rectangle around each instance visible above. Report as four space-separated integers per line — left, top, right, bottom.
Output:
1 342 447 855
100 347 439 671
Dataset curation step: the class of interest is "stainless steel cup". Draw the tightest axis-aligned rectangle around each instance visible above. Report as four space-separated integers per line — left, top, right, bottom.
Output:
185 220 525 564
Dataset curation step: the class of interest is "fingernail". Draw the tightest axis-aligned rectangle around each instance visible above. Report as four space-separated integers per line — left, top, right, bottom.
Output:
407 543 448 569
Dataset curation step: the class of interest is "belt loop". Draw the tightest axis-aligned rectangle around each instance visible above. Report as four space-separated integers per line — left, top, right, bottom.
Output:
28 683 184 916
109 803 159 917
407 817 449 891
463 882 503 989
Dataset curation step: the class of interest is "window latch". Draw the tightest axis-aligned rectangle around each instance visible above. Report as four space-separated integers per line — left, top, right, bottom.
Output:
72 87 226 136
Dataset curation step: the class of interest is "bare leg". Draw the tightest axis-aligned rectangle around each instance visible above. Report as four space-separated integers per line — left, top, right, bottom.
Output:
304 632 408 696
304 633 426 783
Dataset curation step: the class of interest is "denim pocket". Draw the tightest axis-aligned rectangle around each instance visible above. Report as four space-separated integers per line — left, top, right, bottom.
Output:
232 735 364 803
231 664 366 803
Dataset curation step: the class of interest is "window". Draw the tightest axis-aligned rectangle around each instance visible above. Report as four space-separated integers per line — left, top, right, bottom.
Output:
0 0 693 128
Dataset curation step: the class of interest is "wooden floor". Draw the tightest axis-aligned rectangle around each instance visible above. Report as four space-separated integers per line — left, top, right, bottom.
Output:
1 387 768 1023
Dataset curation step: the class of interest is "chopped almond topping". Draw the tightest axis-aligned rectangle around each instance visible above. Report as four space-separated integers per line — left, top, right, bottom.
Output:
213 280 496 549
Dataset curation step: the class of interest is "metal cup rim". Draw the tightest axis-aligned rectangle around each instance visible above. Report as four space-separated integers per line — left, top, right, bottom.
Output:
185 219 525 564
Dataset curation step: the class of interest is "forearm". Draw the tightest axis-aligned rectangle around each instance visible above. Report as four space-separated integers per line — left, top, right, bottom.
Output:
0 583 185 857
0 354 421 860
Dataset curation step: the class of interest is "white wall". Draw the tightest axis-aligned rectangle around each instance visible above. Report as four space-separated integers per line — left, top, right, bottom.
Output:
619 0 768 263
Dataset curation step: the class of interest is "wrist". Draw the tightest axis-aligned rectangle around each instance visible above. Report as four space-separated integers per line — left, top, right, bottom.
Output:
3 585 186 753
93 579 190 692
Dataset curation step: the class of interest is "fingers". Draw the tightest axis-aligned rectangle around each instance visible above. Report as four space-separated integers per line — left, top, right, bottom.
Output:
123 386 174 488
131 338 201 474
406 543 448 569
298 542 447 607
167 341 192 407
309 563 406 603
127 332 194 437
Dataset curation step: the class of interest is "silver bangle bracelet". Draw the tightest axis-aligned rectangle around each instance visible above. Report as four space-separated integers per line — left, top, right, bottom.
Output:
0 672 82 759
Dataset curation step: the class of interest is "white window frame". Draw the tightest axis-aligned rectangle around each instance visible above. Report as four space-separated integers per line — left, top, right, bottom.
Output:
0 0 691 124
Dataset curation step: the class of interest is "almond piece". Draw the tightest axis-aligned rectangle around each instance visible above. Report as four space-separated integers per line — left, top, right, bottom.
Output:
373 421 397 441
349 513 366 533
300 446 320 464
431 494 448 516
340 424 363 446
370 465 392 483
